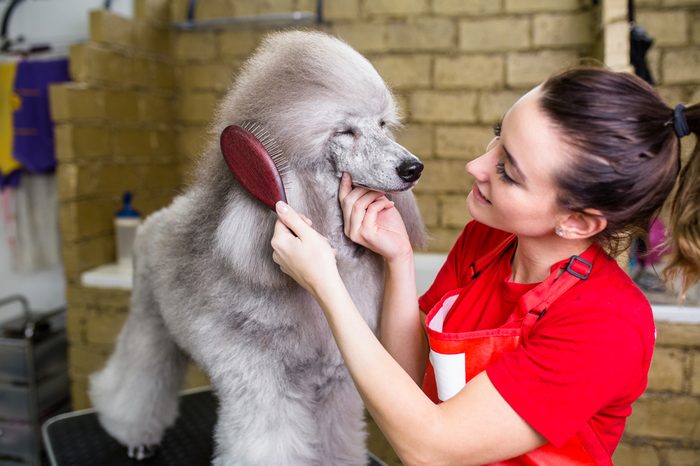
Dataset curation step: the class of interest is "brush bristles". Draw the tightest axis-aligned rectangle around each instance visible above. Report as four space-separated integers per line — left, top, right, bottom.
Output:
240 120 292 190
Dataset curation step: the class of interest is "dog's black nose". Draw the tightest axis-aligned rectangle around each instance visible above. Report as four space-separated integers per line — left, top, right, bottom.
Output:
397 161 424 182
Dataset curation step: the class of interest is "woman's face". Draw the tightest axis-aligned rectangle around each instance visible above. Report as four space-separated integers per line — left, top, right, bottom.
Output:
466 86 570 239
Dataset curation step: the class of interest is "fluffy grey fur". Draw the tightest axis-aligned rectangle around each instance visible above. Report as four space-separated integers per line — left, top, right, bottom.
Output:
89 30 427 466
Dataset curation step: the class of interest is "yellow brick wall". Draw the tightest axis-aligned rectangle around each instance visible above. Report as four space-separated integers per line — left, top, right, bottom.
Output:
52 0 700 464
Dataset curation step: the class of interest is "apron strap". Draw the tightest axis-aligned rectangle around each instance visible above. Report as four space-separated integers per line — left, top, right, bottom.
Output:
520 245 601 343
468 234 516 280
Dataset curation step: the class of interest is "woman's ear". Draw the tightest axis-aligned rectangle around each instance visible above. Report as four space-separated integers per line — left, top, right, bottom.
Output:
557 209 607 240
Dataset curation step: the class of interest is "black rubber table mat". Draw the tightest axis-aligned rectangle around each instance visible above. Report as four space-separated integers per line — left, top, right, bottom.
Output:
43 389 386 465
44 389 217 466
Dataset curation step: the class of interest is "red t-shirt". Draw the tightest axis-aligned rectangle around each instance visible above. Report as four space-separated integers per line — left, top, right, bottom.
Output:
418 221 655 455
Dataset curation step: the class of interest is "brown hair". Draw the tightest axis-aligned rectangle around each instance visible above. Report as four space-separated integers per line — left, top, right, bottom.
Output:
539 67 700 294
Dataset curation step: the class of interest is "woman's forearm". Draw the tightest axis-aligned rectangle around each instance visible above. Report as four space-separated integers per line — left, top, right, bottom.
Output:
380 254 428 385
310 275 439 464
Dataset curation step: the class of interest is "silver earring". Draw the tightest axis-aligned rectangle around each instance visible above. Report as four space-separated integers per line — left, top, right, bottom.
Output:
555 226 566 237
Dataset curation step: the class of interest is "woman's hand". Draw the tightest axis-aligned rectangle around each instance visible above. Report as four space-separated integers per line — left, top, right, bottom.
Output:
272 201 339 295
339 173 412 263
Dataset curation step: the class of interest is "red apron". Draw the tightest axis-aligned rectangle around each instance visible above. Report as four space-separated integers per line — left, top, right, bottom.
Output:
422 235 613 466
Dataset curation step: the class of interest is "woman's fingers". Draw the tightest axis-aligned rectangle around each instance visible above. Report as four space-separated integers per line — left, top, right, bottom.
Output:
362 199 395 237
347 191 387 240
275 201 313 239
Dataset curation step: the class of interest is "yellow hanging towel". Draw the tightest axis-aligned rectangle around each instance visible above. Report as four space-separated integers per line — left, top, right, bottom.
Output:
0 60 22 180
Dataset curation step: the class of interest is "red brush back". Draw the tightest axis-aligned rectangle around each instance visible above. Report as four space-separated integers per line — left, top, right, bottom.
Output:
220 124 288 210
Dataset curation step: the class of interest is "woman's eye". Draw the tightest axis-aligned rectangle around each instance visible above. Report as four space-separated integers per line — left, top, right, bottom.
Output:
493 121 502 137
496 160 516 185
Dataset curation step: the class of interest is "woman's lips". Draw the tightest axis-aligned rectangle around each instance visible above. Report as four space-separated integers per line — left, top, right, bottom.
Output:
473 184 491 204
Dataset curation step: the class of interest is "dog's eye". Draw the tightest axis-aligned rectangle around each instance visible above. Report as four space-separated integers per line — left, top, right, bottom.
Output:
336 129 355 137
379 120 386 128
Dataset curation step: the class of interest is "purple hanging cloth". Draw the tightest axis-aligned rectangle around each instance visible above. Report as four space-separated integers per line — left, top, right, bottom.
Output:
12 57 70 174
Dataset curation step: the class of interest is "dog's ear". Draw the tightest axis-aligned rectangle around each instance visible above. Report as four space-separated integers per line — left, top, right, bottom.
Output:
390 191 428 250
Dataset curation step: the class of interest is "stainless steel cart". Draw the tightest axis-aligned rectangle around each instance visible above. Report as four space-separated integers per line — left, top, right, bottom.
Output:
0 295 69 465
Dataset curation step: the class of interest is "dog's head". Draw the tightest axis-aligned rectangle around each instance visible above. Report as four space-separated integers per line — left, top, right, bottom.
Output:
213 30 423 193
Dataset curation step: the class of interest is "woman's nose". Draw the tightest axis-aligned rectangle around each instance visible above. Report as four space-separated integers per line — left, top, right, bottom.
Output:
466 153 488 180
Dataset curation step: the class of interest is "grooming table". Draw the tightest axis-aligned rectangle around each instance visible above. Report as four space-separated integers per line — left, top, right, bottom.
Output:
42 388 387 466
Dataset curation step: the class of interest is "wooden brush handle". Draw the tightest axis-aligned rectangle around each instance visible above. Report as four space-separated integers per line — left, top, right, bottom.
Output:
220 125 288 210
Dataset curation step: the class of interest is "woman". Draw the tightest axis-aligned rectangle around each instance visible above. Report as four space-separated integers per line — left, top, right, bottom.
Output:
270 68 700 465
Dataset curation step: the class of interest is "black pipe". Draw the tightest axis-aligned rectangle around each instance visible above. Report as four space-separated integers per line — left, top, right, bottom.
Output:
1 0 25 49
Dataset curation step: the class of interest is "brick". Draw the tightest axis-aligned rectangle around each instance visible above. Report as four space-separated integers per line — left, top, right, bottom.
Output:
70 45 132 85
130 57 154 89
139 94 176 122
70 375 90 410
424 227 462 252
604 20 631 71
436 125 493 160
414 194 438 227
693 12 700 45
533 12 593 47
322 0 359 19
178 63 234 91
62 235 115 279
387 17 456 51
86 310 129 345
665 448 700 466
364 0 429 16
624 394 700 441
89 10 133 48
112 128 152 159
655 86 685 107
691 352 700 395
60 199 116 241
195 0 234 19
105 90 139 122
434 55 504 89
54 125 112 161
219 29 265 59
132 20 171 55
662 48 700 85
49 84 105 122
152 61 176 90
478 90 523 122
332 23 388 53
134 0 171 23
66 305 89 345
69 344 111 378
441 194 471 228
506 50 580 87
602 0 627 23
174 31 219 61
646 47 662 86
395 124 434 159
176 125 211 159
656 322 700 346
637 11 689 47
504 0 580 13
371 55 431 89
177 93 219 124
647 347 686 392
662 0 700 5
691 87 700 104
459 17 530 52
234 0 294 16
433 0 502 15
410 91 478 123
414 160 469 193
612 443 660 466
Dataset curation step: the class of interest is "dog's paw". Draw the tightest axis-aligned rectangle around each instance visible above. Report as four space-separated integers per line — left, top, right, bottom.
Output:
127 444 159 461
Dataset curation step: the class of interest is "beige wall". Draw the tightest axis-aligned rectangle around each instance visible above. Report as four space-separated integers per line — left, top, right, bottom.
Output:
51 0 700 464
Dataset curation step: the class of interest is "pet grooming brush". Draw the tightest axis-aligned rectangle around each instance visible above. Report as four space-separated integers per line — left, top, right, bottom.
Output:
220 121 290 210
